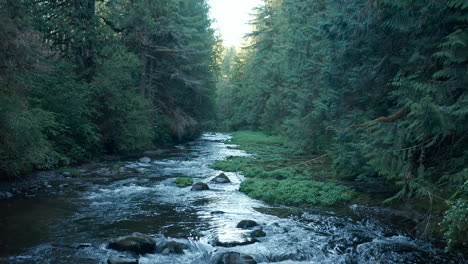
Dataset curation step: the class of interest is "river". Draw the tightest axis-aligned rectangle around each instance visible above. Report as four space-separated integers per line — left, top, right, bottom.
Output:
0 133 463 264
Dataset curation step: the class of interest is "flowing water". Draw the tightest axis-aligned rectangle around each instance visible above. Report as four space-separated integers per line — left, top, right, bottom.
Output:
0 133 464 264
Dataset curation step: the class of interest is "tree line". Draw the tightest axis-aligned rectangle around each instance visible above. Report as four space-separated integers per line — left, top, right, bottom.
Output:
0 0 218 178
216 0 467 249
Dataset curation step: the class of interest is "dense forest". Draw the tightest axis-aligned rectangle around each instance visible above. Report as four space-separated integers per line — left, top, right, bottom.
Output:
216 0 467 250
0 0 218 178
0 0 466 253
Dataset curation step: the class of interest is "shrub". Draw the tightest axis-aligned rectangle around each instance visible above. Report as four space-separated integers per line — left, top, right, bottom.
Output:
174 177 194 188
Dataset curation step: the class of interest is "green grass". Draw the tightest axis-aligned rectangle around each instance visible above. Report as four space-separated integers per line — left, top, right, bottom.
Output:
240 178 356 206
213 130 358 206
173 177 194 187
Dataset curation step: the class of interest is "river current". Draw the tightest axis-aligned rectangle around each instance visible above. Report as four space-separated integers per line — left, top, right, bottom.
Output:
0 133 463 264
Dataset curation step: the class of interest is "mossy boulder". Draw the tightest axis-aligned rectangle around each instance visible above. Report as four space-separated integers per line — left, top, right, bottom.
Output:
108 232 156 254
211 173 231 183
191 182 209 191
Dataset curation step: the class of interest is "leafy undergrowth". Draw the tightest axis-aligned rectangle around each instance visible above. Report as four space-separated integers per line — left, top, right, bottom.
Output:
174 177 193 188
214 131 360 206
240 178 355 206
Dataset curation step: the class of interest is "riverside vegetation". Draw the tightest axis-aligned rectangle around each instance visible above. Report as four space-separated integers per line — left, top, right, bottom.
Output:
214 0 467 251
212 131 358 206
0 0 466 254
0 0 218 179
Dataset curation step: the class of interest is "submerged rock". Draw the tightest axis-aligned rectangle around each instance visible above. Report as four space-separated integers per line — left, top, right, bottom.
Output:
211 173 231 183
108 232 156 254
107 256 138 264
236 220 258 229
51 242 93 249
69 242 93 249
213 238 258 248
157 240 187 254
250 229 266 238
191 182 209 191
139 157 151 163
211 211 226 215
213 252 257 264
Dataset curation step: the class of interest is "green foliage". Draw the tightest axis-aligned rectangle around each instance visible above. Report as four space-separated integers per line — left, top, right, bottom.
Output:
173 177 194 188
213 130 357 206
215 0 467 248
0 0 217 178
92 49 157 153
441 179 468 250
0 93 55 177
26 62 100 163
240 178 355 206
211 157 253 172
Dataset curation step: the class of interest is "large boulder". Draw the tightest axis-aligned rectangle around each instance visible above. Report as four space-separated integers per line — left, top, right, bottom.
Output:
213 252 257 264
190 182 209 191
236 220 259 229
107 256 139 264
211 173 231 184
108 233 156 254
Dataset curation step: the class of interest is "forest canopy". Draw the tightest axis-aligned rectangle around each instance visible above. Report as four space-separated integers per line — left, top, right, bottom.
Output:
0 0 218 177
215 0 467 249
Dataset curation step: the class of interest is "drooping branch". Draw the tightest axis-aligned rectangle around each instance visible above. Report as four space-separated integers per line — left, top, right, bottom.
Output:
350 107 408 128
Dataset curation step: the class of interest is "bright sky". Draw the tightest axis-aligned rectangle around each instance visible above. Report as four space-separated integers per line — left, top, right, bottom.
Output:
208 0 264 47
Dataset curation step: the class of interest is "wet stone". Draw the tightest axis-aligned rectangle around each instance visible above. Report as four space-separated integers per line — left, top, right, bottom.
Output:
250 229 266 238
69 243 93 249
214 238 259 248
139 157 151 163
107 256 139 264
108 232 156 255
191 182 209 191
236 220 259 229
157 240 187 254
213 252 257 264
211 173 231 183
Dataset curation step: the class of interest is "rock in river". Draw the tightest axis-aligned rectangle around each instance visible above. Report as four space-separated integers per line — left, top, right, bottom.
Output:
107 256 138 264
157 240 187 254
190 182 209 191
236 220 259 229
139 157 151 163
213 238 258 247
108 232 156 254
250 229 266 238
211 173 231 183
213 252 257 264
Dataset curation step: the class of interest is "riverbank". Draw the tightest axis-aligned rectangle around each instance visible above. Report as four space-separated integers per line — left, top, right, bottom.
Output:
0 151 170 200
211 131 463 253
